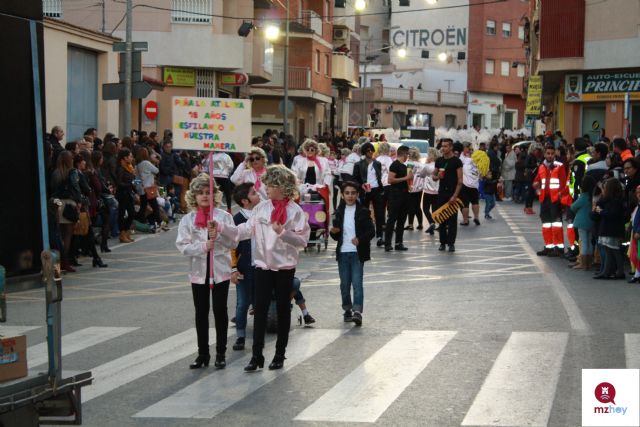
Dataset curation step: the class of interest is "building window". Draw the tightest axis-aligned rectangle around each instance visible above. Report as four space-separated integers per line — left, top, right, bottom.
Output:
486 20 496 36
491 114 500 128
315 50 320 73
485 59 494 75
518 25 525 40
196 69 216 98
43 0 62 18
324 53 330 76
501 61 510 76
502 22 511 37
445 114 456 128
517 63 525 77
171 0 212 24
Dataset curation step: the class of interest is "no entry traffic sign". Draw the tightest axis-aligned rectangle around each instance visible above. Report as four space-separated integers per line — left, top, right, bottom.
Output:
144 100 158 120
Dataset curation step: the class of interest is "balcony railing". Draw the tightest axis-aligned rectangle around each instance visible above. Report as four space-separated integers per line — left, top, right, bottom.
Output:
257 66 311 90
43 0 62 18
356 84 467 107
331 53 355 83
298 10 323 36
171 0 212 24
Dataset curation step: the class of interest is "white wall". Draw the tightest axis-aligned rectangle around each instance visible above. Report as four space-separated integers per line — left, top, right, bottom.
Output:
467 92 504 128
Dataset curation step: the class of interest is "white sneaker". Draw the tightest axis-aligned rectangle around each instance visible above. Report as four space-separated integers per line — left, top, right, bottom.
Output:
504 197 512 201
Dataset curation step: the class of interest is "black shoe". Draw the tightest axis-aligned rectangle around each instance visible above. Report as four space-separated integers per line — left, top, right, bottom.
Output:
448 244 455 252
232 337 245 351
593 274 610 280
303 314 316 325
547 249 559 257
100 242 111 253
92 257 108 268
70 258 82 267
473 218 481 226
384 246 393 252
426 224 435 235
189 354 210 369
460 221 469 226
268 355 286 370
343 310 353 322
352 311 362 327
416 225 423 230
244 355 265 372
485 214 493 219
536 248 550 256
404 226 414 231
394 244 408 251
628 277 640 284
613 274 626 280
230 317 236 324
214 354 226 369
376 238 384 247
438 244 446 251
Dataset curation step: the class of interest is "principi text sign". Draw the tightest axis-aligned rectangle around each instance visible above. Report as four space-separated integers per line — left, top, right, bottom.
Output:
171 97 252 153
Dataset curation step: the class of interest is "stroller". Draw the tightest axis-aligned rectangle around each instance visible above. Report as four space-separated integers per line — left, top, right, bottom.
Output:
300 187 329 252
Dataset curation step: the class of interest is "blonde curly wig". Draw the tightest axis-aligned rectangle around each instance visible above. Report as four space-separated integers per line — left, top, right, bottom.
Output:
377 141 390 155
260 165 299 199
247 147 267 160
408 147 421 161
317 142 330 157
301 139 319 153
185 173 221 210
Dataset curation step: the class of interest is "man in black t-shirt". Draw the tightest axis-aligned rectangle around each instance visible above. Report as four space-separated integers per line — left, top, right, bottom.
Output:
384 145 412 251
433 139 463 252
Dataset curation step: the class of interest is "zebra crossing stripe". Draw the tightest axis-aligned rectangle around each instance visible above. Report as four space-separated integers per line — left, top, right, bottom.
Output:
134 328 345 419
28 327 139 369
0 326 40 336
294 330 457 423
625 333 640 369
461 332 568 427
83 328 207 402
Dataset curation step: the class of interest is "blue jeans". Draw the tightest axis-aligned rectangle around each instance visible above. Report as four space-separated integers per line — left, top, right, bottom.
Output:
484 194 496 216
235 267 255 338
337 252 364 313
578 228 593 255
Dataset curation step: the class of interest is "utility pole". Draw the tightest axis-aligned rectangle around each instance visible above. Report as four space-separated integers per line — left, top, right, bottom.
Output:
361 44 368 128
283 0 290 136
124 0 132 137
101 0 106 33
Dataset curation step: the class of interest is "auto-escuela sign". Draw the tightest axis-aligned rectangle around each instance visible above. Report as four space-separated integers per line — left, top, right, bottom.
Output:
565 72 640 102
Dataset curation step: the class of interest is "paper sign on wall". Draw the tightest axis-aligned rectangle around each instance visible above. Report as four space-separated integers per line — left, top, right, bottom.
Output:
171 97 252 153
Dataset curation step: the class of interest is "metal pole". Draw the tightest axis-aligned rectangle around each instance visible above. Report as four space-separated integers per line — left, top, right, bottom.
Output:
283 0 290 136
101 0 106 33
124 0 132 137
361 45 367 128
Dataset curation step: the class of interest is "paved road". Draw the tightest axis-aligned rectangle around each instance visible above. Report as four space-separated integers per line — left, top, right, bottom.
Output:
3 201 640 426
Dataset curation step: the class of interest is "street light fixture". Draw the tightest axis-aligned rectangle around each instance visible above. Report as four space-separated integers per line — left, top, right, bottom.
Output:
264 25 280 41
437 51 448 62
397 48 407 58
426 0 438 5
355 0 366 11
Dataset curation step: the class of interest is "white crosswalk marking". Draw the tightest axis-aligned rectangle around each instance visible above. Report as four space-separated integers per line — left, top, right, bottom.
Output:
28 327 139 369
83 328 208 402
0 326 41 336
461 332 568 426
294 330 457 423
134 328 345 419
625 333 640 369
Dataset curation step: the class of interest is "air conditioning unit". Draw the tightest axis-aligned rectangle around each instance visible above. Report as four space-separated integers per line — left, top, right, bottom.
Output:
333 28 348 41
497 104 506 114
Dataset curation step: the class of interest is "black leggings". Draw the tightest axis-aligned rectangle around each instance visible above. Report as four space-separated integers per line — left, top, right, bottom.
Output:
603 246 625 277
117 191 135 231
422 193 437 225
191 281 230 356
407 192 423 227
252 268 295 357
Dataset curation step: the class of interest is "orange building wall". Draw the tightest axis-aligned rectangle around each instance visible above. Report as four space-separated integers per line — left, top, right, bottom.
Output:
605 102 624 138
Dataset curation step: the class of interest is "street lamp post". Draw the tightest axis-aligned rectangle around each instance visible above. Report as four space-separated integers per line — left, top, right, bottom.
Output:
283 0 290 136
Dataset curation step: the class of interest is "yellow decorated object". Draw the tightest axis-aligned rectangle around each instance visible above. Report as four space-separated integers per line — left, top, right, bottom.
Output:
471 150 490 177
432 198 464 224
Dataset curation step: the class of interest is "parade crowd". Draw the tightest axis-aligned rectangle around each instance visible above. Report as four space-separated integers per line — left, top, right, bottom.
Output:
43 123 640 371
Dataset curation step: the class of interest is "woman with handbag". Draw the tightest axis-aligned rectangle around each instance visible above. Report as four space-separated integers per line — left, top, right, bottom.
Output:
50 150 83 272
115 148 137 243
135 148 162 231
74 152 107 268
90 150 115 253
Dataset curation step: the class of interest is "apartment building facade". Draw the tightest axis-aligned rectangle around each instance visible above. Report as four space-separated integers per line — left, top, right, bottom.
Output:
532 0 640 142
467 0 529 130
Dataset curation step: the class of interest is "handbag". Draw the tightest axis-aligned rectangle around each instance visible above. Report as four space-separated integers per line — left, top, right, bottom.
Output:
73 212 90 236
144 185 158 201
62 203 79 222
172 175 187 186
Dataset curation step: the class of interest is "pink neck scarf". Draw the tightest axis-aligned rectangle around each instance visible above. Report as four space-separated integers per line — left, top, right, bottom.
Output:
254 167 266 191
307 155 322 171
194 206 211 229
270 198 289 225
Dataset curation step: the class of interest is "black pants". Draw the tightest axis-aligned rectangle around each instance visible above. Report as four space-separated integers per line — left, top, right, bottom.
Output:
525 180 536 208
385 189 409 246
216 177 234 211
437 194 458 245
603 246 625 276
117 190 134 231
407 192 423 227
422 193 437 225
252 268 295 357
191 281 230 356
364 187 385 238
137 195 161 225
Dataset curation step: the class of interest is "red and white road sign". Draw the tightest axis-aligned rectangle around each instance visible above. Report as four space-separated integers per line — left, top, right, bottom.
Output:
144 100 158 120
